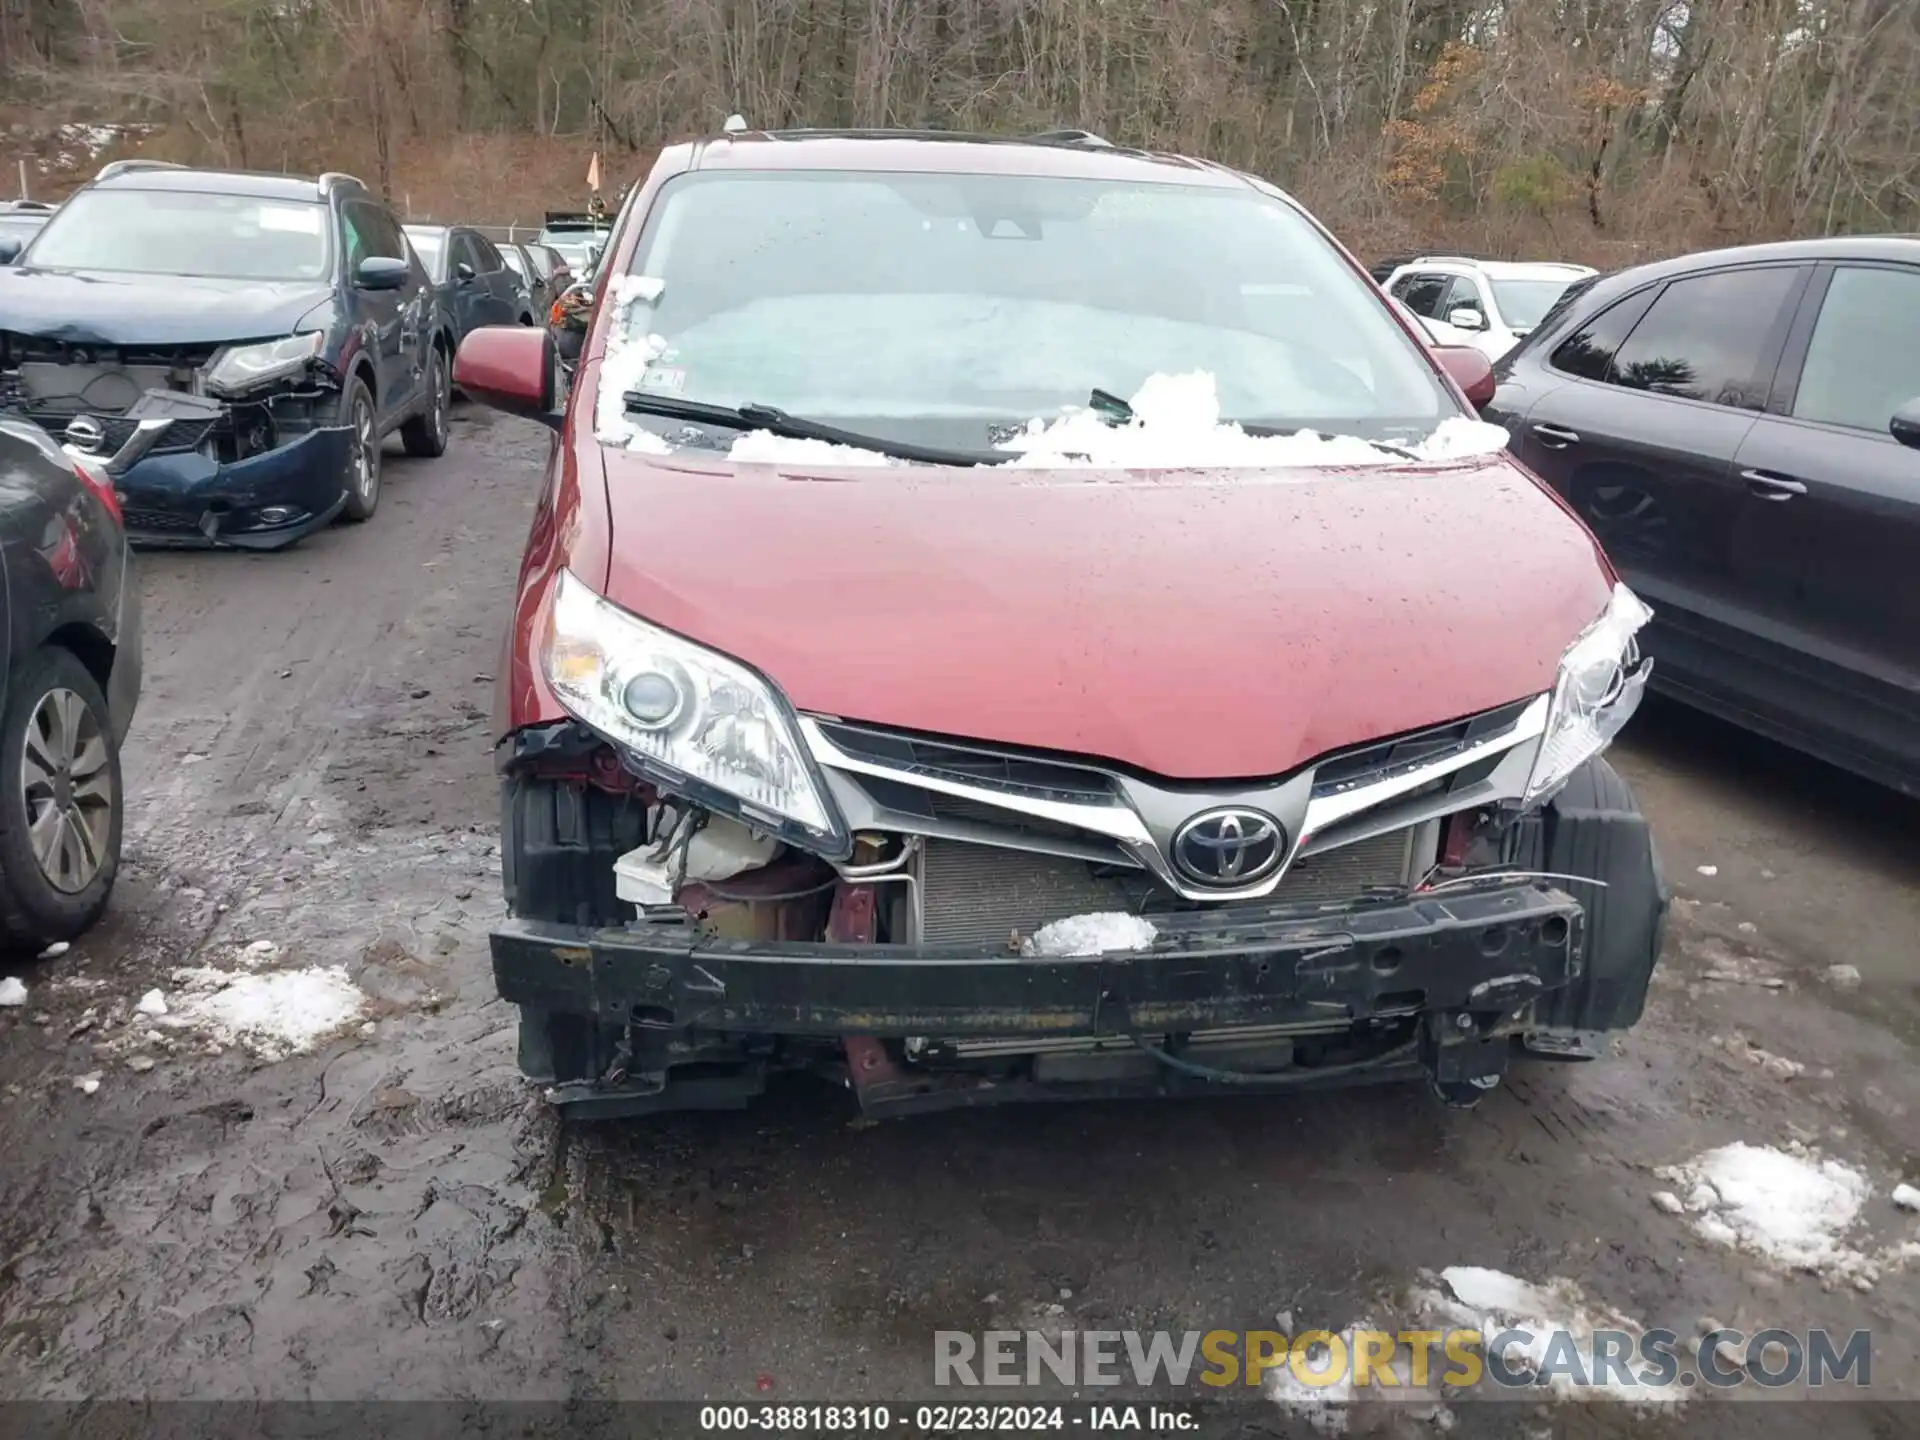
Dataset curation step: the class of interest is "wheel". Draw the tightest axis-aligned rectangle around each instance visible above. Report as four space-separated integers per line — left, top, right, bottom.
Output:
400 345 451 459
336 374 382 523
0 647 123 946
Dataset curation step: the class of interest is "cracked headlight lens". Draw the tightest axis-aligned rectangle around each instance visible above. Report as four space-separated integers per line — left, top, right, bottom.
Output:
205 332 324 395
1524 582 1654 805
543 569 844 852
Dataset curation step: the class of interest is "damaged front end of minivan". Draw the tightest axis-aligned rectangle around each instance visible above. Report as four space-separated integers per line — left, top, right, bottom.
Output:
491 570 1670 1121
0 329 353 548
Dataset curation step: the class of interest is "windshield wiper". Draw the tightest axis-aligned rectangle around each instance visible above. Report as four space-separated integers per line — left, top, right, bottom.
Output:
620 392 1010 467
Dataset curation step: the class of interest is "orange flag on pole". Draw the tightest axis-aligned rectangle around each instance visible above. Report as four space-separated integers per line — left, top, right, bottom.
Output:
587 151 601 193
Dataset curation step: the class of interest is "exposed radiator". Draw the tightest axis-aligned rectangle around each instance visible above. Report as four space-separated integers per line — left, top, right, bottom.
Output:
917 827 1419 949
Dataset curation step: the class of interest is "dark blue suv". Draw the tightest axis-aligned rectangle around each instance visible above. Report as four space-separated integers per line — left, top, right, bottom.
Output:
0 161 456 549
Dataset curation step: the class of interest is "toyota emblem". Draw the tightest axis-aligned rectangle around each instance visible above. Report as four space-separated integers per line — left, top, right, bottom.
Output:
1171 807 1285 887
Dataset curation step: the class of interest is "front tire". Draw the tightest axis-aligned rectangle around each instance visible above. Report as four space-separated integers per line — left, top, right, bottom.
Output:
400 346 451 459
0 647 123 947
336 374 382 523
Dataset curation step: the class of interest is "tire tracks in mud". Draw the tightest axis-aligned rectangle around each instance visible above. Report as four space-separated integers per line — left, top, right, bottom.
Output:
0 412 584 1398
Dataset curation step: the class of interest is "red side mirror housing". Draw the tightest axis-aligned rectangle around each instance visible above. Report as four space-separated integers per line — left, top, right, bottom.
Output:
1432 345 1496 409
453 325 559 430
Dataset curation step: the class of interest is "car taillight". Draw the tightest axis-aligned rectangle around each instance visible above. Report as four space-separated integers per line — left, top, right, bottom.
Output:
69 453 123 525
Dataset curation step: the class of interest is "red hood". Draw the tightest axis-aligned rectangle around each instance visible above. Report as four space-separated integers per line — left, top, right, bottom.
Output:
591 449 1613 779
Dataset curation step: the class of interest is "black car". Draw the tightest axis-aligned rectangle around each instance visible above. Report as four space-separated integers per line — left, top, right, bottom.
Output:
0 161 453 549
499 241 553 319
401 224 533 344
0 416 141 943
1484 236 1920 794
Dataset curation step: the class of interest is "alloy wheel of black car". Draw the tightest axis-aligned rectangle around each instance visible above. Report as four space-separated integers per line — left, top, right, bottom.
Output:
0 647 123 945
401 346 452 459
338 377 382 523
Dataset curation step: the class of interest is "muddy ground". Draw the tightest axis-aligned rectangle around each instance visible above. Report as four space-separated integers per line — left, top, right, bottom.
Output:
1 408 1916 1432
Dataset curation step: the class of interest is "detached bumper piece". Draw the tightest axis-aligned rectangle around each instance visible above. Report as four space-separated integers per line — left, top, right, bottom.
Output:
493 881 1585 1119
118 426 353 551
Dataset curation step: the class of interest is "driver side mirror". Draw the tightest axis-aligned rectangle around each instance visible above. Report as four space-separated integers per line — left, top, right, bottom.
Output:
356 256 409 291
454 261 476 283
453 325 559 431
1447 307 1486 331
0 236 21 265
1433 345 1497 409
1893 397 1920 452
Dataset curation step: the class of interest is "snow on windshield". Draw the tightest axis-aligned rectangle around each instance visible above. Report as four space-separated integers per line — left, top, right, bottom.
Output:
994 371 1509 469
719 370 1508 470
591 274 1510 469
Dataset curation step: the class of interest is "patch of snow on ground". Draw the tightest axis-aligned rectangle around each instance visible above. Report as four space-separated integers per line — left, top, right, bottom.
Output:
0 976 27 1007
1413 1267 1672 1404
728 431 899 467
164 964 365 1061
1020 912 1158 957
1893 1183 1920 1212
1264 1324 1361 1434
1656 1142 1870 1275
135 988 168 1017
997 371 1510 469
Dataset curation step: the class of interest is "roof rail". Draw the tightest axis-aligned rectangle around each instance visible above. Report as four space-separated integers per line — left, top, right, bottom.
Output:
1029 128 1114 149
1411 254 1492 266
319 171 367 194
94 158 186 181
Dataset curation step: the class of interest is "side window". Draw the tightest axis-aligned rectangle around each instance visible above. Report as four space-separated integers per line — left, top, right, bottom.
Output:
476 237 505 272
350 203 406 263
1790 266 1920 434
1440 277 1483 320
449 233 479 274
1549 289 1655 381
340 208 369 274
1394 273 1449 318
1605 266 1802 409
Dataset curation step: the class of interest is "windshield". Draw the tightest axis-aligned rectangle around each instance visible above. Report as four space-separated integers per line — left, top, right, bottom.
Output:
1490 278 1579 332
613 170 1451 450
403 228 447 283
23 189 329 281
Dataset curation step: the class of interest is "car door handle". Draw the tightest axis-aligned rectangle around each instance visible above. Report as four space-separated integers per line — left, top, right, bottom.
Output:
1740 469 1807 501
1531 423 1580 449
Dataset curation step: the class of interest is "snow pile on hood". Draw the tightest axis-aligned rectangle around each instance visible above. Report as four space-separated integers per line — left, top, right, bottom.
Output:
1412 1266 1674 1405
1020 912 1158 957
1655 1142 1871 1274
997 371 1511 469
162 963 365 1062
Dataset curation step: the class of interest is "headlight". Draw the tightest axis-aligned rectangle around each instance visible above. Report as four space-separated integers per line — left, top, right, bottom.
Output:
542 569 846 853
205 332 325 395
1524 582 1654 804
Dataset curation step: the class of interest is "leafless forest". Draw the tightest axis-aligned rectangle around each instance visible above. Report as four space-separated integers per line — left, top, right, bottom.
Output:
3 0 1918 261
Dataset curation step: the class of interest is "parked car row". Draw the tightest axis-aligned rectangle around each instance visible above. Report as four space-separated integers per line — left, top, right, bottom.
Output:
0 162 583 554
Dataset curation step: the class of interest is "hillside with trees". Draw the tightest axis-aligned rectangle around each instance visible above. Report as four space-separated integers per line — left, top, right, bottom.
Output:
3 0 1916 261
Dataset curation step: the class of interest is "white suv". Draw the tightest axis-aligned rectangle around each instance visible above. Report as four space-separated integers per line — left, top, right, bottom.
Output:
1383 256 1597 361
